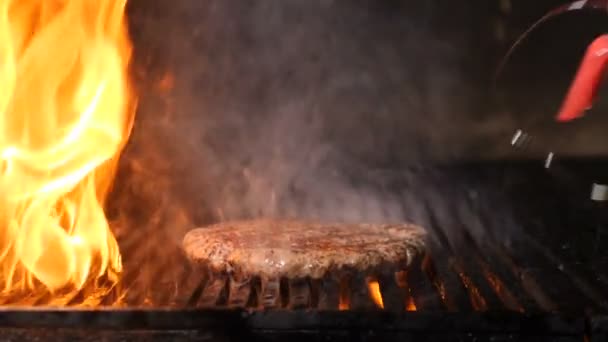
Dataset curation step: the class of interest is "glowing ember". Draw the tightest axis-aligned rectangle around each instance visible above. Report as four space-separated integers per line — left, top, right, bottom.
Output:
338 276 350 310
367 279 384 309
338 301 349 311
406 294 417 311
0 0 135 298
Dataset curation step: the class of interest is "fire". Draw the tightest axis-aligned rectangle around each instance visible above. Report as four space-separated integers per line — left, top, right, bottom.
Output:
367 279 384 309
338 276 350 310
0 0 135 297
406 294 417 311
338 300 349 311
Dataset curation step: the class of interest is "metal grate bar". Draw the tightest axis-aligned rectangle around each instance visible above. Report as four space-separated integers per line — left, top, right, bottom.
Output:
494 245 558 312
172 265 206 307
450 258 489 311
288 278 311 309
198 276 227 308
378 271 407 312
525 237 608 312
452 224 526 312
420 253 462 311
406 257 444 311
426 226 496 311
422 202 474 311
505 240 595 313
148 272 181 306
456 217 533 312
227 278 252 308
260 278 281 309
477 259 523 312
429 205 507 311
350 274 378 311
317 278 339 310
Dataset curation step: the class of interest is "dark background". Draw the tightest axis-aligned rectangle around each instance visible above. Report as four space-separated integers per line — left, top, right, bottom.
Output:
125 0 608 165
108 0 608 264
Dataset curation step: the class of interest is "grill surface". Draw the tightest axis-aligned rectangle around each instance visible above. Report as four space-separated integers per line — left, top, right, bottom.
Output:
0 159 607 341
108 159 608 314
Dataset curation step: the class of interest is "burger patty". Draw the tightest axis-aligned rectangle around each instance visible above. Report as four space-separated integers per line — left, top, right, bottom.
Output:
182 219 427 279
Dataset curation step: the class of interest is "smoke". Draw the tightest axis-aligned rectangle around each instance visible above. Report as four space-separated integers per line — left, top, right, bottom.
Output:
110 0 515 250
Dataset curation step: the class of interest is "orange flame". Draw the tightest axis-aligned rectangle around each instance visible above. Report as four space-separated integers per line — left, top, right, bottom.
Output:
406 294 417 311
338 300 349 311
338 276 350 310
367 280 384 309
0 0 135 297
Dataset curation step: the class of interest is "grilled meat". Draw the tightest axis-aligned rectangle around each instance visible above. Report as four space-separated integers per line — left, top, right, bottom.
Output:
182 219 427 279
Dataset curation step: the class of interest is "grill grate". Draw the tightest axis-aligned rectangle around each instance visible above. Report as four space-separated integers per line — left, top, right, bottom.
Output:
20 163 608 314
0 161 606 340
95 228 608 314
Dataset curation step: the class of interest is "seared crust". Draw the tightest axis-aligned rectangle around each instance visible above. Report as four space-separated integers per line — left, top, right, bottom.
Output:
182 219 427 279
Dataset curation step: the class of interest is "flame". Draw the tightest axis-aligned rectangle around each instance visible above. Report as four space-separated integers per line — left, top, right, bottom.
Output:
406 294 417 311
338 276 350 310
338 300 349 311
367 279 384 309
0 0 135 297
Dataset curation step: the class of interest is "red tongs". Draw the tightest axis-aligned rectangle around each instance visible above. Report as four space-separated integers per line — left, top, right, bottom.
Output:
496 0 608 122
557 34 608 122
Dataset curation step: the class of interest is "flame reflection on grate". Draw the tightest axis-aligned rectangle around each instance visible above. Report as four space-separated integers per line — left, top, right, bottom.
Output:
452 260 488 311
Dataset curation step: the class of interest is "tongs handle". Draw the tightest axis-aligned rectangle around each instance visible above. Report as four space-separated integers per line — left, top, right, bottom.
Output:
495 1 608 159
557 34 608 122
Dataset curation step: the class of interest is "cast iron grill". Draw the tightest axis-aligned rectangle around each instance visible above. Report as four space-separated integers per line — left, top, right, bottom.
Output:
0 161 606 342
96 161 608 316
105 219 607 315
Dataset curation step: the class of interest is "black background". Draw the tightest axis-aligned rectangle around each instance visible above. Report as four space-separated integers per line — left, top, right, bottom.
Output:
109 1 608 263
125 0 608 164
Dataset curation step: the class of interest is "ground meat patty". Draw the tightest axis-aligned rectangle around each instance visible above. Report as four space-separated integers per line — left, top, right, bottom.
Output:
182 219 427 279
